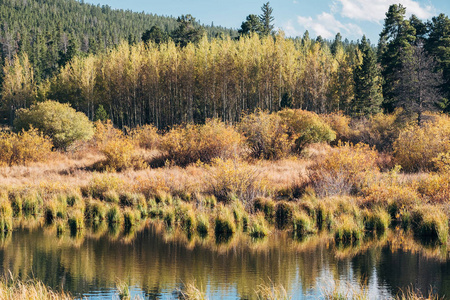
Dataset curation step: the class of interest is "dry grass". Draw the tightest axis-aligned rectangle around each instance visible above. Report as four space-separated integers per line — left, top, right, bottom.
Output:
0 274 73 300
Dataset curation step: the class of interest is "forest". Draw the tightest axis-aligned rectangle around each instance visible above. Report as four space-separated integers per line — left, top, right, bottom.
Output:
0 1 448 129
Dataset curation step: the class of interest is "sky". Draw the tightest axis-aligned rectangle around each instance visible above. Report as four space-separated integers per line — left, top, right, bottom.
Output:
85 0 450 43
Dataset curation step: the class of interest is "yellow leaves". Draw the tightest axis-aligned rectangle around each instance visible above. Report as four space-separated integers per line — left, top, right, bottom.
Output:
393 114 450 172
161 119 243 166
0 128 52 167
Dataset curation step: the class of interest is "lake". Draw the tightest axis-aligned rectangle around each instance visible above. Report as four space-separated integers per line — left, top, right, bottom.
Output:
0 221 448 299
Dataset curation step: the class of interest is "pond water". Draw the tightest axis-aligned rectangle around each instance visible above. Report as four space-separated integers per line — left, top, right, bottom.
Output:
0 221 449 299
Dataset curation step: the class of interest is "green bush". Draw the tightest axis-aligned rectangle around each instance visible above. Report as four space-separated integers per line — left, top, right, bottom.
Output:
275 201 295 229
278 108 336 152
14 100 94 150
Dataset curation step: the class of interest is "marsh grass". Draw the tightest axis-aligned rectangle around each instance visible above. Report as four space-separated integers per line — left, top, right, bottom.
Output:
0 273 73 300
180 281 208 300
255 281 291 300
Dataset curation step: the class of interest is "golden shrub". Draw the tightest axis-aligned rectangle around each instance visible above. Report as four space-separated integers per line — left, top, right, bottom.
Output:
94 121 144 171
205 158 267 204
393 114 450 172
321 112 352 143
0 128 53 166
130 124 160 150
238 110 290 159
161 119 243 166
416 173 450 204
309 142 379 197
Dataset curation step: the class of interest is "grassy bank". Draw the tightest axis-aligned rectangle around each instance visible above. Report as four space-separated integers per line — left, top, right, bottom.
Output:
0 275 72 300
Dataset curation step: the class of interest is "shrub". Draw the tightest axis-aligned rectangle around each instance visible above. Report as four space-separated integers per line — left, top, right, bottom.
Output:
292 211 316 237
278 108 336 152
416 173 450 204
411 206 448 244
161 119 242 166
238 110 290 159
84 174 124 200
309 142 379 197
94 121 144 171
206 158 265 204
14 100 94 150
393 114 450 172
321 112 352 143
0 128 52 166
248 213 270 238
350 111 404 152
130 124 160 150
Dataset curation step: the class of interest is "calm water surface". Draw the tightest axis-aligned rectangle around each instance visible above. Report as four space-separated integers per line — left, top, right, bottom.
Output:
0 222 449 299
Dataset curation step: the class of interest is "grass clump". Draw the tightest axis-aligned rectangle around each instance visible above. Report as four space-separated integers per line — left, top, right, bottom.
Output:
214 206 236 240
68 210 85 234
123 208 141 230
196 213 210 237
292 211 316 237
253 197 275 222
362 208 390 233
162 206 175 228
106 205 122 226
248 213 270 238
86 200 107 224
0 199 13 233
0 275 74 300
255 282 291 300
22 193 42 216
177 204 197 235
411 206 448 244
334 214 364 243
275 201 295 229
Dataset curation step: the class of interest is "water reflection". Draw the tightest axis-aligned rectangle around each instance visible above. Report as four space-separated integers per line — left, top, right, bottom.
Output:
0 221 448 299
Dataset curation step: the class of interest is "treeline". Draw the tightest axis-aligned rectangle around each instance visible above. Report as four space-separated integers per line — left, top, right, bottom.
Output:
1 4 450 129
0 0 236 82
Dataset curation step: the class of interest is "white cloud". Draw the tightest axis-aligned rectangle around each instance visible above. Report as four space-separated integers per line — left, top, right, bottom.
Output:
281 20 302 37
334 0 435 23
297 12 363 39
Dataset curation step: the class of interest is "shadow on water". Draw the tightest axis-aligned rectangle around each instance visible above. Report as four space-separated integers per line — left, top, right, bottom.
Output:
0 218 449 299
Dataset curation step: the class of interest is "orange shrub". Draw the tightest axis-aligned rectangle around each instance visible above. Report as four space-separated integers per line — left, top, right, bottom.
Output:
0 128 53 166
309 142 379 197
239 110 290 160
393 114 450 172
130 124 160 150
94 121 144 171
321 112 352 143
161 119 243 166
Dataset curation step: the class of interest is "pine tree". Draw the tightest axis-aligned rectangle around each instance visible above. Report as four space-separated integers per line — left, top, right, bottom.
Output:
259 2 274 36
378 4 416 112
352 36 383 116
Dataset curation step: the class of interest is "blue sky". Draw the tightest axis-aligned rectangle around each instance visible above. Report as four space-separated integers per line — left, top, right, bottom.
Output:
85 0 450 43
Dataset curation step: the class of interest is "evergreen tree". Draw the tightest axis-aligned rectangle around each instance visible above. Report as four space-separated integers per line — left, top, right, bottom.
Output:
238 14 263 36
259 2 274 36
331 33 343 56
425 14 450 109
395 45 444 125
378 4 416 112
142 26 167 44
171 15 204 47
352 36 383 116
